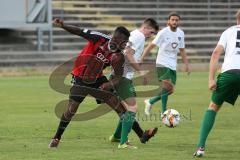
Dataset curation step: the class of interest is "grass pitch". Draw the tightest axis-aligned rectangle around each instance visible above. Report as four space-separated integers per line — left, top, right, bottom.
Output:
0 72 239 160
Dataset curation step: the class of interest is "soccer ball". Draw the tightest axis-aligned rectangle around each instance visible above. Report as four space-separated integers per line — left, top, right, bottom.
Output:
162 109 180 128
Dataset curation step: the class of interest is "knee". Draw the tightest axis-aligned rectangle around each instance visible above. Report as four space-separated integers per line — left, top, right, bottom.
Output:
208 102 221 112
162 81 174 95
63 112 74 121
123 99 137 113
107 96 119 106
128 105 137 113
63 100 80 120
163 86 174 96
167 87 174 95
106 96 125 114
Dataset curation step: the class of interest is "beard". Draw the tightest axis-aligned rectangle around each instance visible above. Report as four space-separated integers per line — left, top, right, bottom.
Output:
169 24 178 31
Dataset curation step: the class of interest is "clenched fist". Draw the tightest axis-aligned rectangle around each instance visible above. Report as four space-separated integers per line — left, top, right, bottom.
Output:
53 18 64 28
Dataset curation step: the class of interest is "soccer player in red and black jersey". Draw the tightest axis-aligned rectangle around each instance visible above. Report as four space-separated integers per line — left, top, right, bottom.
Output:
49 18 157 148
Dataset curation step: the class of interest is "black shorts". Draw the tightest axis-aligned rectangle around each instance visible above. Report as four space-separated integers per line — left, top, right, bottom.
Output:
69 76 109 103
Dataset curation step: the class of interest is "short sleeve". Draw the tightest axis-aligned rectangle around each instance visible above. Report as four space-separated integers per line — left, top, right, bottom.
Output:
152 30 164 47
217 30 227 49
127 34 143 51
179 31 185 49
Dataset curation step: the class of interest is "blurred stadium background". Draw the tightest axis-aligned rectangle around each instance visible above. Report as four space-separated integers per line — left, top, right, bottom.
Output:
0 0 240 70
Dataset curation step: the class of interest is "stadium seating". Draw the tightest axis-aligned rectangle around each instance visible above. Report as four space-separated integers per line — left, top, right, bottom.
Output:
0 0 240 66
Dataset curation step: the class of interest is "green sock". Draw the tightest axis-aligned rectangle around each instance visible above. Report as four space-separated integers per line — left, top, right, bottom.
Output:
197 109 217 148
113 120 122 139
120 111 136 144
149 95 161 105
161 89 168 112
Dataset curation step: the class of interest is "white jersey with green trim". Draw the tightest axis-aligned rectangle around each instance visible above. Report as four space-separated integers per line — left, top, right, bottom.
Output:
123 29 145 80
153 26 185 71
218 25 240 73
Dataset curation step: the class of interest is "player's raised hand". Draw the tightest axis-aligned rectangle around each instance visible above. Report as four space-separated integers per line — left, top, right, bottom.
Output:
208 79 216 91
53 18 64 28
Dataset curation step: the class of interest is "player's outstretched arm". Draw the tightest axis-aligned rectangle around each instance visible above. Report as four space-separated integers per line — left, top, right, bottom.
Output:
53 18 83 36
125 47 141 71
140 43 156 63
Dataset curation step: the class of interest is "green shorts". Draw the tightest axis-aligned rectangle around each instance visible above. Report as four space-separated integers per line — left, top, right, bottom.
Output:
156 67 177 85
114 77 136 100
211 72 240 106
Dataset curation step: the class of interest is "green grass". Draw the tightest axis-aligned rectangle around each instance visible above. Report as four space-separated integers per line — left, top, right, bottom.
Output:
0 72 239 160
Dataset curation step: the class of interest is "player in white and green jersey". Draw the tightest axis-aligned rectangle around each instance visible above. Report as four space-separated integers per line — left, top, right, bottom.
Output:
141 12 190 116
110 18 159 149
194 10 240 157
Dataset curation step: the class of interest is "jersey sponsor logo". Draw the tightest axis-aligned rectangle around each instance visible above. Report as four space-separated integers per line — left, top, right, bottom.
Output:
90 31 110 40
171 42 178 49
96 53 109 63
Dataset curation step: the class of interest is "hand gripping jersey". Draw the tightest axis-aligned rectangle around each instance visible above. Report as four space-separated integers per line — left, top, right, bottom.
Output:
71 29 124 83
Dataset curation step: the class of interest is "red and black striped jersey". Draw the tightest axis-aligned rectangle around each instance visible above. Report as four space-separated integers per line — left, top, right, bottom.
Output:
72 29 124 83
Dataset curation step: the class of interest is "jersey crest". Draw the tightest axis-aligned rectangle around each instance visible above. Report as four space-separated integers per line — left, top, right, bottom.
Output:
171 42 178 49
